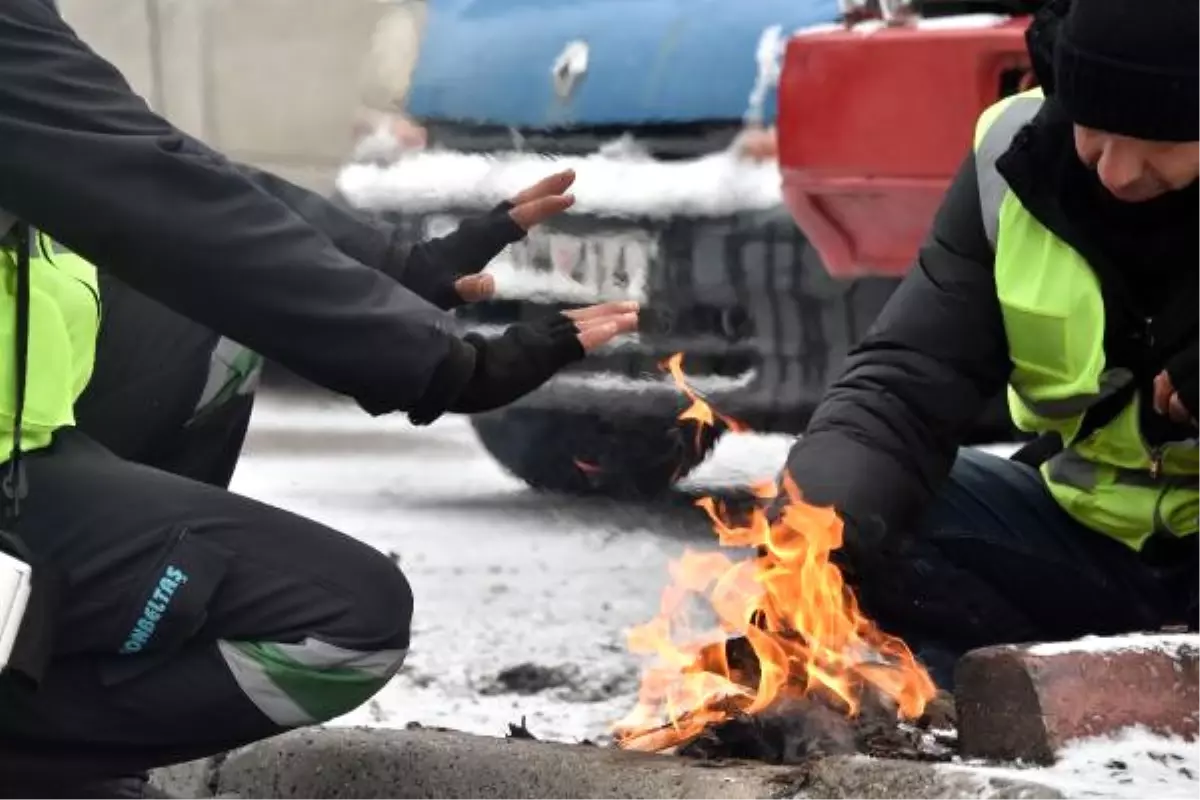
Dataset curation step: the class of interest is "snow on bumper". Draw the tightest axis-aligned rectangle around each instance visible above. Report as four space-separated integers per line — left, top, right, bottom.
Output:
335 149 784 219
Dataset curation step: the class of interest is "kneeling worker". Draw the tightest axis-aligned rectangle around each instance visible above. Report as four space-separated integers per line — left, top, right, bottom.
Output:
776 0 1197 686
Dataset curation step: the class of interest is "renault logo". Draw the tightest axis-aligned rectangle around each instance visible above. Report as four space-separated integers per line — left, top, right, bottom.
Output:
551 40 589 100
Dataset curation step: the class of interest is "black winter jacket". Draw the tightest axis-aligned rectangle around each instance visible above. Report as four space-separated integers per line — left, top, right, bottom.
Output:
0 0 525 417
781 97 1198 541
781 148 1010 540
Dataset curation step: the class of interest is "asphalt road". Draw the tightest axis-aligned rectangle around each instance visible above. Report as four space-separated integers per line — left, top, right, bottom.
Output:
230 389 794 744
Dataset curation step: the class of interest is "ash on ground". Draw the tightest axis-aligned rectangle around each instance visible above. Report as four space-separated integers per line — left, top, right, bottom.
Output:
478 664 577 696
678 690 958 765
477 662 639 703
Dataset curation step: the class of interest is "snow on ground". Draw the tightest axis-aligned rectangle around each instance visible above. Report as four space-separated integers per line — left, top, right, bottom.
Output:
228 392 808 743
948 727 1199 799
230 390 769 743
1024 632 1197 658
230 391 1196 797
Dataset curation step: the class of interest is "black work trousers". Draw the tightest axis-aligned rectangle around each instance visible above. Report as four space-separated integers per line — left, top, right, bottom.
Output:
844 448 1197 689
0 275 413 790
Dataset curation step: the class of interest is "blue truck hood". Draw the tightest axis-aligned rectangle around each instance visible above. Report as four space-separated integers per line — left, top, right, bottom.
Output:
405 0 840 129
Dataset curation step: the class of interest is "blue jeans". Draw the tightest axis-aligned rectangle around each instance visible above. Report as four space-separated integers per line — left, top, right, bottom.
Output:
844 449 1197 689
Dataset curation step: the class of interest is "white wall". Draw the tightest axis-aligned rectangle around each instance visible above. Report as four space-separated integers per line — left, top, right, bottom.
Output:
58 0 426 194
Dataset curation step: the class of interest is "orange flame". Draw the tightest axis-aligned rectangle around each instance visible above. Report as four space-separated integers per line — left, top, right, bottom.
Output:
662 353 747 450
614 353 936 752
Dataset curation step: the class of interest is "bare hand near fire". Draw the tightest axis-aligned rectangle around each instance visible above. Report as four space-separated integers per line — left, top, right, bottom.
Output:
508 169 577 230
565 300 640 351
450 169 578 305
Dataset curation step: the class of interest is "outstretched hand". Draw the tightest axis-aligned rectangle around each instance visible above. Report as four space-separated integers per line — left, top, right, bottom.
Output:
564 300 639 351
508 169 577 230
449 169 578 304
408 301 639 426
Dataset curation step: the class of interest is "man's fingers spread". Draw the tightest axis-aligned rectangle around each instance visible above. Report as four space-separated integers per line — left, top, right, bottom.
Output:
573 317 610 331
538 168 577 196
574 312 637 332
611 311 639 335
511 169 577 206
577 321 620 351
454 273 495 303
510 194 575 229
563 301 640 322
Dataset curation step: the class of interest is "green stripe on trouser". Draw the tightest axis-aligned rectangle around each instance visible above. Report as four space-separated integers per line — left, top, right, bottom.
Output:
191 337 263 425
217 638 408 727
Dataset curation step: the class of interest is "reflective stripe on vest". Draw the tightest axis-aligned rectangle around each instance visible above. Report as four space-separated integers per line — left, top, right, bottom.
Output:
974 91 1043 249
0 231 100 455
974 87 1198 550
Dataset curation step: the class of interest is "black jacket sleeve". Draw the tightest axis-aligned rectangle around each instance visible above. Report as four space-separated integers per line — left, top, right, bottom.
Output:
228 161 526 309
780 152 1012 536
0 0 473 416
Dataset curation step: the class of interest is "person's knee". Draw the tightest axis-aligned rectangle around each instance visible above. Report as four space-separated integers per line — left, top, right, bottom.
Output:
367 556 414 652
338 545 414 653
914 447 1033 541
311 555 413 723
219 632 410 727
219 546 415 728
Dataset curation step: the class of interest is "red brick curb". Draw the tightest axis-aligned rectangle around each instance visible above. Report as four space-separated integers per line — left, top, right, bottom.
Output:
956 633 1199 764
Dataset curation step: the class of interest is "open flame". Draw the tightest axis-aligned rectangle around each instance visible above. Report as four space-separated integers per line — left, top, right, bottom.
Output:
613 354 936 753
662 353 748 447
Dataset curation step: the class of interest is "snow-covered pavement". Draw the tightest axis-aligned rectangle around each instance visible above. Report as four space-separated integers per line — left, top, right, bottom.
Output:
229 391 1198 798
230 390 790 744
946 726 1198 799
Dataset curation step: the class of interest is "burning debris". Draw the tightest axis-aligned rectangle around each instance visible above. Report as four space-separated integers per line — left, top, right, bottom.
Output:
613 354 937 762
675 689 959 765
615 633 954 764
506 716 539 741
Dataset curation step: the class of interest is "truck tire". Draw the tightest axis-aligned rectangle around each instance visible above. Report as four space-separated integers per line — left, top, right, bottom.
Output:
470 409 722 498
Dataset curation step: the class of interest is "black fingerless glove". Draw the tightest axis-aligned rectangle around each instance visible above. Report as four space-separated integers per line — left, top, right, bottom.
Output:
409 313 584 425
391 202 525 310
1165 341 1198 421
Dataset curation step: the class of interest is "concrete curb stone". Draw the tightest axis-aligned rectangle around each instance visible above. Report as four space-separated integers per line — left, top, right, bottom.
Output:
150 757 217 799
152 727 1062 799
215 728 804 799
956 633 1200 764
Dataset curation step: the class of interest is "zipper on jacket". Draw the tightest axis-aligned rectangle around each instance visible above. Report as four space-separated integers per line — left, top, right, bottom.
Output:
1149 445 1165 480
1146 421 1175 535
1139 313 1168 484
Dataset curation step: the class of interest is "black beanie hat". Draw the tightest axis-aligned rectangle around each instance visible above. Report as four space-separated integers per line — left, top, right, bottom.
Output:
1053 0 1199 142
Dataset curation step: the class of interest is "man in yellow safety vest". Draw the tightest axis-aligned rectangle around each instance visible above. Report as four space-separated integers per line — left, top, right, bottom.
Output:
779 0 1197 687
